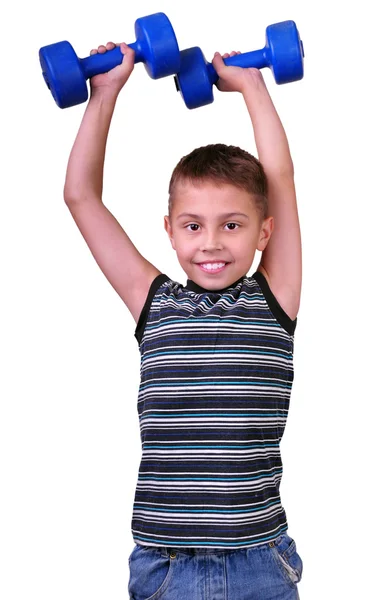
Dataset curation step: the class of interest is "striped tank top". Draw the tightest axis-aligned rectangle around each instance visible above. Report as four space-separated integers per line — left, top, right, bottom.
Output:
132 271 297 549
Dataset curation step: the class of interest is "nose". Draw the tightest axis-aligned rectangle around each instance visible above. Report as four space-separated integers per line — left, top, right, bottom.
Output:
199 230 223 252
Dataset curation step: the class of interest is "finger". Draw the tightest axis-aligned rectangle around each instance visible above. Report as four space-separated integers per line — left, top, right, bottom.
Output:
120 43 135 66
212 52 225 72
222 53 230 59
90 49 98 55
106 41 115 50
120 42 133 57
97 45 107 54
230 51 238 56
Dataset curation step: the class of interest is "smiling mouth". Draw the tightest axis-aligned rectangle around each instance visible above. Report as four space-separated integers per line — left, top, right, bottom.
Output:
196 262 230 273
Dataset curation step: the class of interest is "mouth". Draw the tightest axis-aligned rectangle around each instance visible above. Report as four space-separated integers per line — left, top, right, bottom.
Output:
196 262 230 274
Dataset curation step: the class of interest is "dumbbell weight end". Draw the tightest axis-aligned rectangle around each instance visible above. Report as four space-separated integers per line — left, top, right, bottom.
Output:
39 41 89 108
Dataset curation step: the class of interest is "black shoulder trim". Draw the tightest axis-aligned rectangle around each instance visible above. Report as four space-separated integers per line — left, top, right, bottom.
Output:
134 274 171 345
252 271 297 336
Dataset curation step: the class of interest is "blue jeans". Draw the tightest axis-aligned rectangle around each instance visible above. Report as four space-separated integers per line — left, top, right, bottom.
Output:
128 532 303 600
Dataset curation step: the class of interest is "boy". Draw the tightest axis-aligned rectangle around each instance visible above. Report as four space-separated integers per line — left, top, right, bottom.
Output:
64 42 303 600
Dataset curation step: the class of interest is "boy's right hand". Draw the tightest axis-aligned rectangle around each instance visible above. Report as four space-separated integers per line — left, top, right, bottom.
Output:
89 42 135 97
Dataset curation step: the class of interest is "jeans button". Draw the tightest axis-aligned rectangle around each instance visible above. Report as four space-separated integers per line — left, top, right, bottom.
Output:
169 551 177 559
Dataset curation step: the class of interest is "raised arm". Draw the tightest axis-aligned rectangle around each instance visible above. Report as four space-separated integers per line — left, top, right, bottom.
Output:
64 43 161 324
212 53 302 321
242 73 302 321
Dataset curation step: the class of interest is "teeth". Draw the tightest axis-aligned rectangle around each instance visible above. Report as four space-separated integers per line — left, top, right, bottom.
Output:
200 263 226 270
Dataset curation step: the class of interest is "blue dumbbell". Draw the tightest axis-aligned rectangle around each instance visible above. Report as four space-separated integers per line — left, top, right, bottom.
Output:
174 20 304 109
39 12 180 109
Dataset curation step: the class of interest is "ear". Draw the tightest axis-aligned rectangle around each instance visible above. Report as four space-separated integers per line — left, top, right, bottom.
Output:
164 215 176 250
257 216 274 252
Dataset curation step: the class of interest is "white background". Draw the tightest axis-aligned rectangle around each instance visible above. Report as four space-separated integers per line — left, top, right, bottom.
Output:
1 1 387 598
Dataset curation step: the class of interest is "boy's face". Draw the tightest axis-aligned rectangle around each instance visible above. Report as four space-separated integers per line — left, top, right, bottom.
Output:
164 180 273 290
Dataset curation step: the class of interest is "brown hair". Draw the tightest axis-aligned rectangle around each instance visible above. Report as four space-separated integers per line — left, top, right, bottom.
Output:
168 144 268 221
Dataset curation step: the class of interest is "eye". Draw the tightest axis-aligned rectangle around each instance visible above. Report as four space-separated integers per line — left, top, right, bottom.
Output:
225 222 239 230
186 223 200 231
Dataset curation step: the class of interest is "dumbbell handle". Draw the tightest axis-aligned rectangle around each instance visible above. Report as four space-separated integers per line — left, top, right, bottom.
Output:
207 49 270 84
80 42 143 80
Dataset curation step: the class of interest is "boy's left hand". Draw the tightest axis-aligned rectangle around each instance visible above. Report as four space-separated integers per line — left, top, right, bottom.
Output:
212 52 264 94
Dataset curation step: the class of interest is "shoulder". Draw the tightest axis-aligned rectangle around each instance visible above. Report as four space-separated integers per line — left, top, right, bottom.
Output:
251 267 297 336
256 265 299 323
134 274 179 344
